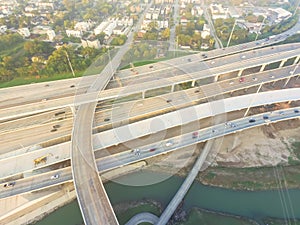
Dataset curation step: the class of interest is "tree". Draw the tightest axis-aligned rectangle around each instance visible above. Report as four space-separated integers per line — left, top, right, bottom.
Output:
161 28 170 40
148 21 158 32
96 32 106 44
62 0 75 11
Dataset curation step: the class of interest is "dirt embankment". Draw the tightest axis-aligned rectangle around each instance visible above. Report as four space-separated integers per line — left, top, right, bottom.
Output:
144 118 300 190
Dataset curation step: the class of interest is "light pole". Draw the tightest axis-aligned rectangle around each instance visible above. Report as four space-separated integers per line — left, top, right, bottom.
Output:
283 63 299 87
244 82 263 117
255 16 266 42
65 50 75 77
226 19 237 48
293 0 300 16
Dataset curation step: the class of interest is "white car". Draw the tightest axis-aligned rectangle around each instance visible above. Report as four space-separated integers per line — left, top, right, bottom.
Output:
165 141 173 147
51 174 59 179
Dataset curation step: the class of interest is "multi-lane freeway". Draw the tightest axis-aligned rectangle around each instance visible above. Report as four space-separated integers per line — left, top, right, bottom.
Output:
1 43 300 122
0 61 299 154
1 87 300 197
1 18 300 224
1 105 299 200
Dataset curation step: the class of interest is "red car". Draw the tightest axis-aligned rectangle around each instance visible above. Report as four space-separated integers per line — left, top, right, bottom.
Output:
239 77 245 83
149 148 156 152
192 132 198 138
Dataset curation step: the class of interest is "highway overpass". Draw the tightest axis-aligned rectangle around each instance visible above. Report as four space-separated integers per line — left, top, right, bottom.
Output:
0 88 299 198
0 105 299 200
0 62 299 157
1 43 300 121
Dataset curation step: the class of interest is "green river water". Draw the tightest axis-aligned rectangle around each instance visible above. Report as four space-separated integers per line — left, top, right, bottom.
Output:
33 170 300 225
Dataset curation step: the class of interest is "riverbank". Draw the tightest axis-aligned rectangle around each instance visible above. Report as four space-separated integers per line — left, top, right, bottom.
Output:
112 198 260 225
4 119 300 224
143 119 300 191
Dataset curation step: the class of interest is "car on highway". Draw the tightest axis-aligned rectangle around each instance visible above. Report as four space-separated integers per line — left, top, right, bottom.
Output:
55 111 65 116
70 85 75 88
4 181 15 188
294 109 299 113
249 118 256 123
166 99 172 103
165 140 173 147
53 124 61 129
229 81 234 85
132 149 141 156
263 115 269 120
50 128 57 132
252 77 258 81
239 77 245 83
270 75 275 78
188 58 192 62
51 174 59 179
149 65 153 69
192 132 198 138
149 148 156 152
241 55 246 59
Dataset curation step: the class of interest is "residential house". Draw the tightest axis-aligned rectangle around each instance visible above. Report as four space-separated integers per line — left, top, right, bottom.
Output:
18 27 30 38
66 29 82 38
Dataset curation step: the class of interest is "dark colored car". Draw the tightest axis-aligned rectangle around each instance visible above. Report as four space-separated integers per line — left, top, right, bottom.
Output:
263 115 269 120
149 148 156 152
249 118 256 123
4 181 15 188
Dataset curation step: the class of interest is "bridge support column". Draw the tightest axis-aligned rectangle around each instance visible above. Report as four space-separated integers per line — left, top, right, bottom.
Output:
70 106 76 117
279 59 286 68
171 84 175 92
293 56 300 65
260 64 266 72
237 69 243 77
191 80 196 87
214 75 218 82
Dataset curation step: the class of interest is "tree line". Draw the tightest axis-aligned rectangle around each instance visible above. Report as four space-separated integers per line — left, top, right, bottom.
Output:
0 33 107 83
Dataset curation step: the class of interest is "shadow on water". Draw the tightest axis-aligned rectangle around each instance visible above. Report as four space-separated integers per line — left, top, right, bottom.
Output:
33 170 300 225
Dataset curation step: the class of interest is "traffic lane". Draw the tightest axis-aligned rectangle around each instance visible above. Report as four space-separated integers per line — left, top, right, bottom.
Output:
0 107 71 134
1 107 299 199
97 107 300 172
1 66 297 173
108 43 300 85
0 142 70 179
0 118 73 154
93 64 299 127
1 41 299 110
1 45 299 122
0 167 72 199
